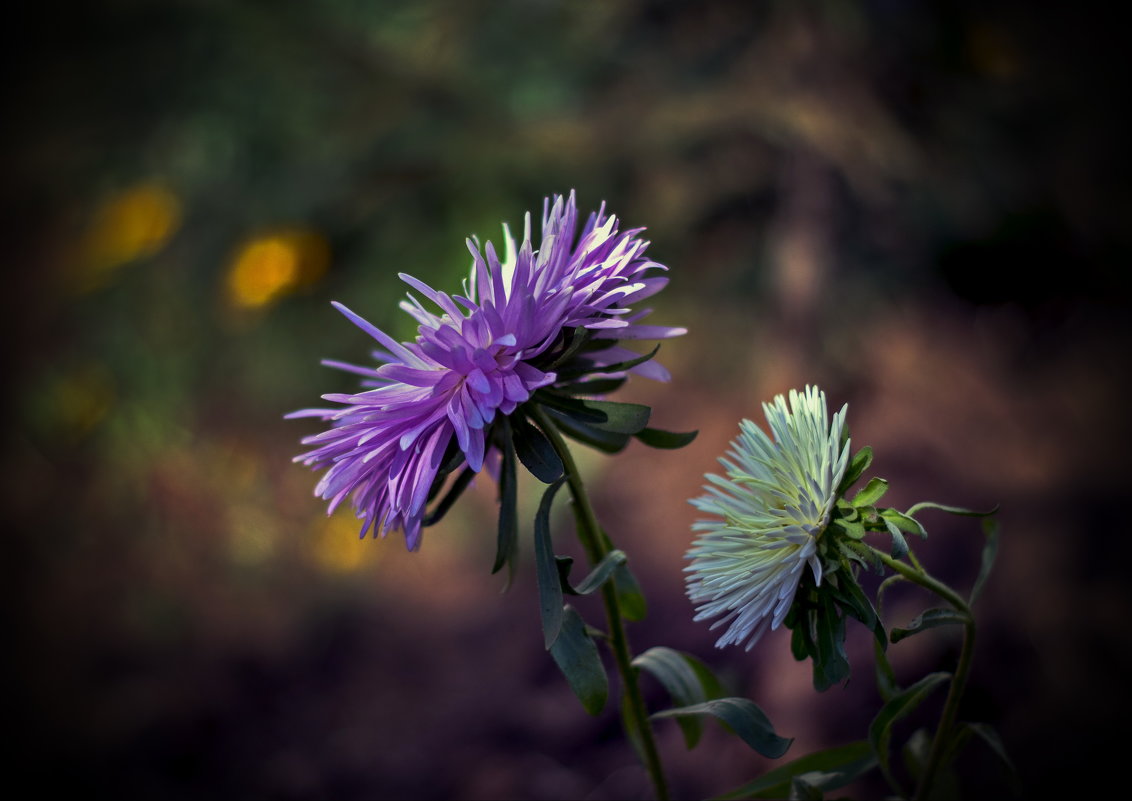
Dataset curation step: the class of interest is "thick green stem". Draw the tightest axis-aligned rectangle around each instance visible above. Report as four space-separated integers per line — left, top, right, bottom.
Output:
531 406 670 801
870 547 977 801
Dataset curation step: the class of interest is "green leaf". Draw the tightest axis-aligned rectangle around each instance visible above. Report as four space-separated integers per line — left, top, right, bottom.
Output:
535 391 610 424
868 671 951 788
905 501 1000 518
549 605 608 715
654 698 793 759
558 343 661 379
492 423 519 580
881 509 928 539
570 550 629 596
423 466 477 527
837 446 873 495
543 327 591 371
812 593 850 691
544 408 632 454
575 399 652 434
556 376 628 396
534 478 567 648
511 413 564 483
714 741 877 800
956 722 1022 795
851 477 889 508
613 561 648 620
890 607 969 644
829 571 887 650
883 518 910 559
633 647 728 749
633 426 699 449
970 516 1000 606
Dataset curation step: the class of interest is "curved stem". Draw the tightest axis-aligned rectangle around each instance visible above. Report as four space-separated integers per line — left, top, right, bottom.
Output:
869 547 976 801
531 406 670 801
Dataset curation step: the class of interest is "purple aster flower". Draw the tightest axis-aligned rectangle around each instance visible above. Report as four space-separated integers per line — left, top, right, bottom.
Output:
288 191 685 551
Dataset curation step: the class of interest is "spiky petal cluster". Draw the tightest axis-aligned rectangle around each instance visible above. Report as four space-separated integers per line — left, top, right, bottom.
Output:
288 191 685 550
684 386 850 650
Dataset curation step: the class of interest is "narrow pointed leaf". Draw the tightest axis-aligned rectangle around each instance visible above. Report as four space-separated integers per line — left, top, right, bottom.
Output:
559 343 661 379
883 518 910 559
829 571 887 649
570 550 629 595
905 501 1000 518
970 516 1000 606
511 413 564 483
612 562 648 620
633 426 699 449
576 399 651 434
713 741 876 800
423 466 477 527
492 425 519 579
549 605 608 715
534 478 567 648
632 647 717 749
957 722 1021 794
837 446 873 495
882 508 928 539
851 477 889 508
868 671 951 786
534 391 609 424
654 698 793 758
545 408 631 454
890 607 968 644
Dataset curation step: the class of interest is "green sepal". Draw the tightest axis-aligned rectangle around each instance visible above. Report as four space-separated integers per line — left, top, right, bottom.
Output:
653 698 793 759
713 740 877 801
851 477 889 508
423 466 476 527
890 607 968 644
881 508 928 539
555 376 628 396
533 478 567 648
633 426 699 449
868 671 951 792
632 647 728 749
557 343 661 380
510 413 564 483
555 550 628 596
549 605 609 716
544 407 631 454
837 445 873 495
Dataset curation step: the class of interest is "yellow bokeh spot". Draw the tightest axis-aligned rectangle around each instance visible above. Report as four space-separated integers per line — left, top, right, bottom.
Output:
311 512 380 573
226 229 329 309
80 183 181 286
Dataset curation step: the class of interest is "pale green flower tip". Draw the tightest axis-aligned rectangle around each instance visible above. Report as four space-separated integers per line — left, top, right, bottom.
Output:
685 384 850 650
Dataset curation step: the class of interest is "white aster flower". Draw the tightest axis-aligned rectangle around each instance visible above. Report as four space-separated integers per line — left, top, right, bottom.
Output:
685 386 850 650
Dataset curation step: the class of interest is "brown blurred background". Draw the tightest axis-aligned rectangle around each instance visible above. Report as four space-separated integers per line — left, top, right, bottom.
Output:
3 1 1130 798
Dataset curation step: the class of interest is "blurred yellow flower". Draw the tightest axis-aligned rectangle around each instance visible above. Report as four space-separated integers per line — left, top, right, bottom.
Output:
79 183 182 288
225 229 329 309
311 512 380 573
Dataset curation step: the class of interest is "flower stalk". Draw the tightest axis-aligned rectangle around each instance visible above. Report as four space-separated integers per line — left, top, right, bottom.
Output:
870 545 978 801
531 404 670 801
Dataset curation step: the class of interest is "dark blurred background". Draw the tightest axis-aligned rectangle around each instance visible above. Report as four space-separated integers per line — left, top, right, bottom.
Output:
4 1 1130 798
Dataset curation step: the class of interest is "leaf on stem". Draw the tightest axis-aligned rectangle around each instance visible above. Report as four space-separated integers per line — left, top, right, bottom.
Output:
511 412 564 483
633 426 698 449
837 445 873 495
555 549 628 596
868 671 951 792
632 647 727 749
534 478 567 648
549 605 608 716
890 607 969 644
851 477 889 508
545 407 632 454
713 740 877 800
653 698 793 759
492 422 519 582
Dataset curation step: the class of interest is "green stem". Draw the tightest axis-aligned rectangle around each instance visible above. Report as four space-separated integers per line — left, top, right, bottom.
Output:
870 547 977 801
531 405 670 801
